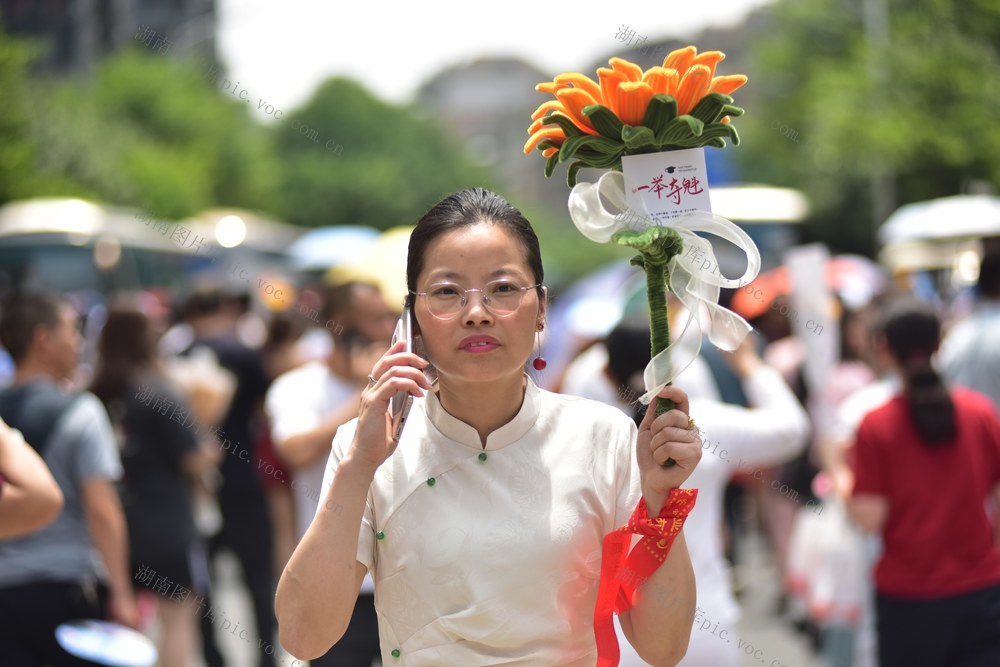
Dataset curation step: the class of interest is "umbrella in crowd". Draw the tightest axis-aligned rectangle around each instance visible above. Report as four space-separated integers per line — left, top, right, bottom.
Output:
326 226 414 311
879 194 1000 246
286 225 380 271
730 254 887 320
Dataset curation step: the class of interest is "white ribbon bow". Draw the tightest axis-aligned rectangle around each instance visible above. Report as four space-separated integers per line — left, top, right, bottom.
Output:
568 171 761 404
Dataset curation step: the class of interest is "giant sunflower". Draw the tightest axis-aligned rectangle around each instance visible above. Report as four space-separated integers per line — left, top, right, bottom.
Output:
524 47 748 186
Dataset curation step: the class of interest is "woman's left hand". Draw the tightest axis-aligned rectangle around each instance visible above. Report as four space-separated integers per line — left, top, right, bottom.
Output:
635 385 702 512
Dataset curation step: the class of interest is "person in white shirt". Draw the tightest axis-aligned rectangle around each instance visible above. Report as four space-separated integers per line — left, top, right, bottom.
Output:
265 281 394 667
605 330 810 667
276 187 705 666
941 250 1000 411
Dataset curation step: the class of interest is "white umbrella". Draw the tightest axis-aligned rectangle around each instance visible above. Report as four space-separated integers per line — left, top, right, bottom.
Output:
286 225 380 270
879 195 1000 246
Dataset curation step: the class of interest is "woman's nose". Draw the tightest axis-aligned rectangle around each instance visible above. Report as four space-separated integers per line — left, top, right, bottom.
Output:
462 290 493 324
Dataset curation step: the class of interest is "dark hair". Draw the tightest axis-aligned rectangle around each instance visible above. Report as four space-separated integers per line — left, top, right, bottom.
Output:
879 297 955 445
90 304 158 404
405 188 545 311
605 320 651 391
263 312 306 351
605 319 653 426
0 291 68 364
320 282 378 326
978 252 1000 298
181 287 224 321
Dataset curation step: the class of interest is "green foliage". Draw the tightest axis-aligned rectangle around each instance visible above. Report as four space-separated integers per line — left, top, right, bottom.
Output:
737 0 1000 254
0 30 69 201
41 51 281 217
0 38 282 219
0 27 492 233
272 78 494 229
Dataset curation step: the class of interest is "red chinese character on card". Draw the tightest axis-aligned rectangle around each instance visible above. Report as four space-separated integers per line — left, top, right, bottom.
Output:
637 175 687 204
682 176 704 196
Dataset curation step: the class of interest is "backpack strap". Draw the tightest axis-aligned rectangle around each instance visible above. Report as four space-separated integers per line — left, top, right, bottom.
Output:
0 382 81 457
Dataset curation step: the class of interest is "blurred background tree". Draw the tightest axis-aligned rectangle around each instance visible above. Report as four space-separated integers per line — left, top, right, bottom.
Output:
0 32 65 201
4 1 996 276
25 49 282 219
737 0 1000 254
272 77 494 230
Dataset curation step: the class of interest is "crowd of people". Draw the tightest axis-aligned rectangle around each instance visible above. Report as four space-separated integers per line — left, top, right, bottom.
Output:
0 283 397 665
0 189 998 666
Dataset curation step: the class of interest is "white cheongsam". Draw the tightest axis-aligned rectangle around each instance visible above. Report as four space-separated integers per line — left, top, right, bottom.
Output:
318 374 642 666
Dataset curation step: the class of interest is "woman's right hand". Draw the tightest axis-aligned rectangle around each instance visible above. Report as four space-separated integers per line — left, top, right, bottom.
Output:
350 339 431 472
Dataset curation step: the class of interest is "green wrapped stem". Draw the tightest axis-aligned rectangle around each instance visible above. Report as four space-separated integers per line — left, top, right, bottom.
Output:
645 261 675 411
613 224 685 467
645 257 677 467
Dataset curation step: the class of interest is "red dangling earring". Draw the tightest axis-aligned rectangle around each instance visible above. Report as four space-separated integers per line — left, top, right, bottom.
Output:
532 324 547 371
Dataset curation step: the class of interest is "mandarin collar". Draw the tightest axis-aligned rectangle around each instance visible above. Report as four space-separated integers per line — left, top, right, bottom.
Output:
424 374 541 451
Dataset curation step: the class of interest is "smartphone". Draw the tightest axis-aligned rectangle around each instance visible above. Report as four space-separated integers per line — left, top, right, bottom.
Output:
389 303 415 442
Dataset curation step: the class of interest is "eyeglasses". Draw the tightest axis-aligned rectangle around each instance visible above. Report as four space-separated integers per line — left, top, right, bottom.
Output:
410 280 542 320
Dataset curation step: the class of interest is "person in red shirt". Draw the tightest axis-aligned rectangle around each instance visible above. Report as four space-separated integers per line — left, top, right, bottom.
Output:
849 296 1000 667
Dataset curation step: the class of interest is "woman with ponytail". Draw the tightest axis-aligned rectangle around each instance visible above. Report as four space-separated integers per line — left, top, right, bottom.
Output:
849 296 1000 667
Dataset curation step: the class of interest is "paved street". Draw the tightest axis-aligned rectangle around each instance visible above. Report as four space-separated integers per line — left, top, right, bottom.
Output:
732 529 829 667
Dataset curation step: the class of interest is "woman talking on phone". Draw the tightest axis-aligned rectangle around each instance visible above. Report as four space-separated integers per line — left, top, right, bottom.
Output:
276 188 703 666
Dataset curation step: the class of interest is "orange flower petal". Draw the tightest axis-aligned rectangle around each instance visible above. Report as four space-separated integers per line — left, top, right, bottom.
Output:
708 74 748 96
553 73 604 104
555 88 601 133
523 127 565 154
597 67 627 116
642 66 680 97
721 116 731 124
663 46 698 76
609 57 643 82
675 64 712 115
530 100 564 121
615 81 654 126
542 147 559 158
691 50 726 78
535 81 570 94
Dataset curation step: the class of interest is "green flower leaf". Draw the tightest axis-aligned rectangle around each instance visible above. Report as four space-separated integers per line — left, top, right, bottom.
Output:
567 160 587 187
721 103 744 118
540 114 587 138
559 134 625 163
688 93 731 125
697 121 740 145
575 149 624 169
622 124 657 150
544 150 559 178
641 94 678 135
588 136 627 156
582 104 624 140
654 115 704 147
558 134 598 163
